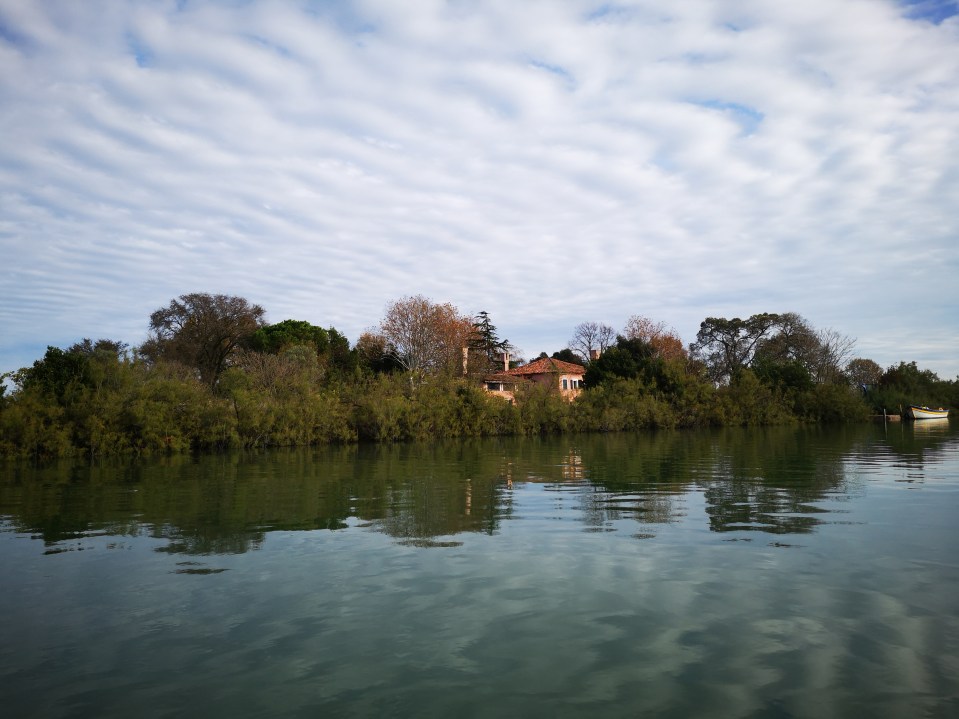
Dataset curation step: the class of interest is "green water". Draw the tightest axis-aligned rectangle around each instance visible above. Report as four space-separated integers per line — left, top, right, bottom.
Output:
1 423 957 718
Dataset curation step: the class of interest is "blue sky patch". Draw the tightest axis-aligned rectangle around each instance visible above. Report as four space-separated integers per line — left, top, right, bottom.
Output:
693 100 765 135
527 58 575 88
125 33 152 68
899 0 959 24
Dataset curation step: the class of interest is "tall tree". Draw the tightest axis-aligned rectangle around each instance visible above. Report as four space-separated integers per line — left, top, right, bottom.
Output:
379 295 472 380
569 321 616 363
469 311 510 369
753 314 856 384
690 313 782 384
142 293 266 387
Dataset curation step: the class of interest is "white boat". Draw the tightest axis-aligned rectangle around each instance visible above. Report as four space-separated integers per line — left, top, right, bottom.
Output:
906 405 950 420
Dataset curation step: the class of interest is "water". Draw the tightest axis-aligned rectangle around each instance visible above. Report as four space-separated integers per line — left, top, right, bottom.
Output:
1 422 957 718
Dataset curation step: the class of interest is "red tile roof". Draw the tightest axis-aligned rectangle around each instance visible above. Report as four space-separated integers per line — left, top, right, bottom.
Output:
506 357 586 377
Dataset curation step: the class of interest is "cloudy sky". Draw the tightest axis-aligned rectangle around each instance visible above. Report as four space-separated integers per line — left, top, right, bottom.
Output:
2 0 958 380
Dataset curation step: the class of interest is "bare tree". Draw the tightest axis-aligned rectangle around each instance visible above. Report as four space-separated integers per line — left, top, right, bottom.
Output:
812 328 856 384
569 321 615 362
380 295 472 381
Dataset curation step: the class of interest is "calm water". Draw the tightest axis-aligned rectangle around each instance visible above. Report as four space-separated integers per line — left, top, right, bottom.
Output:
1 422 957 718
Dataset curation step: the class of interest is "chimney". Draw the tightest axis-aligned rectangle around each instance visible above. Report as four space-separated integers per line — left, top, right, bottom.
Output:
463 347 469 376
590 348 601 361
499 351 510 372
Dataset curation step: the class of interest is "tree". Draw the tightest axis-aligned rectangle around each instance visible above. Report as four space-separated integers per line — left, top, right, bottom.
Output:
551 349 584 366
14 346 91 401
142 293 266 388
753 314 855 385
810 328 856 384
68 338 129 359
846 358 882 389
11 339 130 404
622 315 687 361
583 336 658 388
690 313 782 384
569 321 615 363
355 331 403 374
250 319 354 377
752 313 817 365
379 295 472 380
468 311 511 370
250 319 333 355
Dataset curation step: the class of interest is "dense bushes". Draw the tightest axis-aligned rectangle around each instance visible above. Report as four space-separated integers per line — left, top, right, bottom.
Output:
6 340 952 460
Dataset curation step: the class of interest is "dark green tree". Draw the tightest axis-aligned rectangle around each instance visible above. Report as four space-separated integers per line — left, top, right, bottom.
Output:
690 313 782 384
583 336 659 388
469 311 510 366
551 348 584 366
251 319 355 376
14 346 91 402
251 320 332 354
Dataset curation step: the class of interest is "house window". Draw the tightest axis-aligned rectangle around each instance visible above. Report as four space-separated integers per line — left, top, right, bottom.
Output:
562 379 568 390
486 382 501 391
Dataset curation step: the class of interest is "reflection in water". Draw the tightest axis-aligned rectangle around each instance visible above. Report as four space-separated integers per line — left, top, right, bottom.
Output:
3 422 952 551
1 423 957 718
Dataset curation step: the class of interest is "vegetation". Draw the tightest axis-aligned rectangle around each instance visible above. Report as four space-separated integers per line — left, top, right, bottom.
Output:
469 311 512 372
1 295 954 460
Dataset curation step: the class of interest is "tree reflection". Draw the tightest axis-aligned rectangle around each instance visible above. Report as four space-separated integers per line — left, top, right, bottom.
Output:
1 422 953 551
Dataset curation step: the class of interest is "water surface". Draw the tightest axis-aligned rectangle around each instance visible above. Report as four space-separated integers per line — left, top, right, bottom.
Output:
1 423 957 718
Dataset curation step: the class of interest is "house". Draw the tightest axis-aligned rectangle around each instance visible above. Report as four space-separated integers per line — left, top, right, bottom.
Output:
503 356 586 400
482 370 529 402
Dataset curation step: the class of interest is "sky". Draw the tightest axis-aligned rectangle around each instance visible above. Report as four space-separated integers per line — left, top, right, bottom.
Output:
2 0 958 380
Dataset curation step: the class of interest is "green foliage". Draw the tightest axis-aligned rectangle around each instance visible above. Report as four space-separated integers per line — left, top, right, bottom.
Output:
16 346 92 402
574 378 673 431
514 383 573 434
551 349 583 365
0 307 941 460
793 384 870 423
251 319 332 354
0 389 74 459
250 320 355 379
584 336 657 388
142 292 266 388
753 357 814 395
691 313 783 384
864 361 956 413
469 311 510 366
714 370 795 426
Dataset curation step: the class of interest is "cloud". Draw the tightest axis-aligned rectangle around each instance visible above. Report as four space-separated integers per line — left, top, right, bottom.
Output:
2 0 958 377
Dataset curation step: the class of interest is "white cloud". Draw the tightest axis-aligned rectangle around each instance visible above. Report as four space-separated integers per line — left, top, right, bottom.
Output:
1 0 957 378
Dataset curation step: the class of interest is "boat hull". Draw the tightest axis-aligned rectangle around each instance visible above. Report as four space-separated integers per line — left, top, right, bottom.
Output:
906 405 950 420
